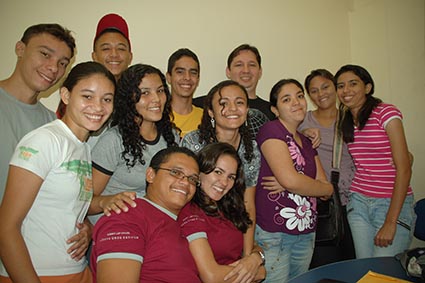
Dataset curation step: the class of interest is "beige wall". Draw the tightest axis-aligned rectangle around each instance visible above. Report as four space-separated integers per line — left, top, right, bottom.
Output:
1 0 424 242
0 0 353 103
348 0 425 246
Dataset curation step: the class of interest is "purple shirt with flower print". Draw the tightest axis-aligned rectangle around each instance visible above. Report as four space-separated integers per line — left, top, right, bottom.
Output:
255 119 318 234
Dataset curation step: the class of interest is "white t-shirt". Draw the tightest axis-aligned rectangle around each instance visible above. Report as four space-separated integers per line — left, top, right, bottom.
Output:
0 119 93 276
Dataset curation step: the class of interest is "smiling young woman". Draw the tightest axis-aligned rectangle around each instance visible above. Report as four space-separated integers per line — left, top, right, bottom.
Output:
181 80 261 259
335 64 414 259
88 64 180 225
178 142 266 283
254 78 333 282
297 69 357 268
0 61 115 283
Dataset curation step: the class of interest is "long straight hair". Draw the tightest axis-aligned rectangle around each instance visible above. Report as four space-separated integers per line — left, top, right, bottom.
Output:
335 64 381 143
193 142 252 233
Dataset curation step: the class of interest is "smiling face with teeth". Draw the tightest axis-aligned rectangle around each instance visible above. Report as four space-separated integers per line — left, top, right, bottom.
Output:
200 154 237 201
336 71 372 117
15 33 72 96
208 84 249 131
167 56 199 99
92 32 133 81
146 152 199 215
60 71 115 142
307 76 337 111
226 50 262 98
135 73 167 125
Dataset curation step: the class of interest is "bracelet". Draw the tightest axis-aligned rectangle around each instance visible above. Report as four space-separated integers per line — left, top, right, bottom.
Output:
255 250 265 266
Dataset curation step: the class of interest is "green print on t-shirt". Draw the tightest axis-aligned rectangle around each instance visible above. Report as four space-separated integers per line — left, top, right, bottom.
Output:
17 146 39 161
61 160 93 201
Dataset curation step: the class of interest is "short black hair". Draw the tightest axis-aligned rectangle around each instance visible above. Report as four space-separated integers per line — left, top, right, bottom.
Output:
21 23 76 58
167 48 200 74
149 146 198 171
146 146 198 189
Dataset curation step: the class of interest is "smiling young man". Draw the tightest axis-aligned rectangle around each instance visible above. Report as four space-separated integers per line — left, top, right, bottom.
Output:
0 23 75 202
73 13 133 150
166 48 203 138
193 44 271 138
91 147 201 283
225 44 274 121
56 13 132 120
92 13 133 82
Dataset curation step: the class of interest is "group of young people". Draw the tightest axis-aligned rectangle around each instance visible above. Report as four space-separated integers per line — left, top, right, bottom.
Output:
0 11 416 283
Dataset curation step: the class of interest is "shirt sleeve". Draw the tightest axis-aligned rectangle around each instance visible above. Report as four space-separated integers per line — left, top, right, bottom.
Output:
91 127 122 173
379 104 403 129
256 121 285 147
9 128 61 180
178 204 208 242
94 205 146 263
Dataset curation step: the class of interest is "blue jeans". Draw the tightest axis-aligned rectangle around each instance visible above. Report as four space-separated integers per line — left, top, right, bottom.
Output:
255 225 315 283
347 192 415 259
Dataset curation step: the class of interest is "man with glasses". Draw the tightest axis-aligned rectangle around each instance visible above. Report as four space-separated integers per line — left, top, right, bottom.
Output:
90 147 201 283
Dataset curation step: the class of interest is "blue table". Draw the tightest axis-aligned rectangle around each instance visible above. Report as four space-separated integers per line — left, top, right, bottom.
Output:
288 256 417 283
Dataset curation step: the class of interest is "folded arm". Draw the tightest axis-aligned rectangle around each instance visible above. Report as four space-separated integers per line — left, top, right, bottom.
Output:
188 238 264 283
261 139 333 197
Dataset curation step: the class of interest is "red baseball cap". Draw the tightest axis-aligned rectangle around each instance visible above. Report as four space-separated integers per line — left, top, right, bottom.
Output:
94 13 131 50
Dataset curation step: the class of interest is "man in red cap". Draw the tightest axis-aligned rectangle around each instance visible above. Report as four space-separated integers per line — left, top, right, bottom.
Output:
92 13 133 81
56 13 132 118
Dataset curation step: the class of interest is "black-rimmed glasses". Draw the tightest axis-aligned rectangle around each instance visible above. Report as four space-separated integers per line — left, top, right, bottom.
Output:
157 167 201 187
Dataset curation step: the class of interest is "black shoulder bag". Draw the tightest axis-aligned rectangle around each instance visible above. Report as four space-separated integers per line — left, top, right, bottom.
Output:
315 114 345 246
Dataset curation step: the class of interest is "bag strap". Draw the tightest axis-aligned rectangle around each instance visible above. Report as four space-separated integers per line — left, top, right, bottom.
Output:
332 110 343 170
331 111 343 201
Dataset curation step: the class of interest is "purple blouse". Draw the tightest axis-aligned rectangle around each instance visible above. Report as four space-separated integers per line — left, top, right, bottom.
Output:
255 119 318 234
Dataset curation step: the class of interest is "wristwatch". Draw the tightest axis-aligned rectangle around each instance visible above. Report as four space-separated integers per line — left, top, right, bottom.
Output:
257 250 265 266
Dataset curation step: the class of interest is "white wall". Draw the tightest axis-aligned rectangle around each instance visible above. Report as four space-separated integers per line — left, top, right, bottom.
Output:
0 0 424 243
0 0 352 106
348 0 425 248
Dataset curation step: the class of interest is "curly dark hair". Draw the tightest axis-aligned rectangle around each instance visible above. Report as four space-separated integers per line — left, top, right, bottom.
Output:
111 64 178 167
198 80 254 162
193 142 252 233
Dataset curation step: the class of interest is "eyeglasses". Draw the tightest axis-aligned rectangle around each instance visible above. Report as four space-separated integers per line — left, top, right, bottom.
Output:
157 167 201 187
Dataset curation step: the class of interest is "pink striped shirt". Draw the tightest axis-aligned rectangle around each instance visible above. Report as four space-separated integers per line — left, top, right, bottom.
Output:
348 103 413 198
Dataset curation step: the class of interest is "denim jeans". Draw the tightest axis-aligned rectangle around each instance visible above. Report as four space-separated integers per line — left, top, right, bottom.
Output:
255 225 315 283
347 192 415 259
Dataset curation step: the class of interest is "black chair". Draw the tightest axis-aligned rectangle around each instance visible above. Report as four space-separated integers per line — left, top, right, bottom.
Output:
414 198 425 240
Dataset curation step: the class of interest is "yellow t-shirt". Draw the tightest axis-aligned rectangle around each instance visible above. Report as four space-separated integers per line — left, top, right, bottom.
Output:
172 106 203 138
